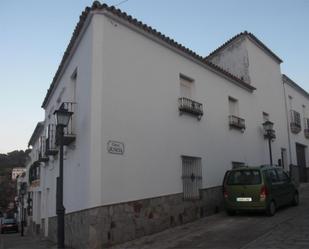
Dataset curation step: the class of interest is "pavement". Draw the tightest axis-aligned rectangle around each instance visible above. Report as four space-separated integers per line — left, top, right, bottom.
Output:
1 183 309 249
0 233 56 249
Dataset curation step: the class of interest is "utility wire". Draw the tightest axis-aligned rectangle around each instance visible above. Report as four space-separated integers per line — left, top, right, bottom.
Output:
114 0 129 7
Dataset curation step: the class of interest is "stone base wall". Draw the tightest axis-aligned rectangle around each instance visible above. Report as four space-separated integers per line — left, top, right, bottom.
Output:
290 164 300 185
290 164 309 184
25 219 41 236
48 186 223 249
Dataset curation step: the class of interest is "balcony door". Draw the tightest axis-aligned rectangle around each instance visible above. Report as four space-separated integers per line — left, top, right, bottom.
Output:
296 143 307 182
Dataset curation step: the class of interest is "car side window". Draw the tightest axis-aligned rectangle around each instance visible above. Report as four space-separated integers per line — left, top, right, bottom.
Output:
277 169 290 183
267 169 279 183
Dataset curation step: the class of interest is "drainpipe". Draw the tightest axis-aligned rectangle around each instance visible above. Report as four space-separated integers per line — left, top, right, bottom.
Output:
282 78 293 169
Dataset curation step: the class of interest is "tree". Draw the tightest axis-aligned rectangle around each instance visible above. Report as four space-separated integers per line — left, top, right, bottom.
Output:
0 149 30 212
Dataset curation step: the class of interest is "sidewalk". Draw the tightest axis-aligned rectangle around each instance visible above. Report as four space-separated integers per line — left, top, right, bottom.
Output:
0 233 57 249
1 183 308 249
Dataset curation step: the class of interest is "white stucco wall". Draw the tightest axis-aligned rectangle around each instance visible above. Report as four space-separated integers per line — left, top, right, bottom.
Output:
245 38 290 170
208 36 251 83
41 15 97 215
89 14 292 206
32 11 309 220
283 80 309 166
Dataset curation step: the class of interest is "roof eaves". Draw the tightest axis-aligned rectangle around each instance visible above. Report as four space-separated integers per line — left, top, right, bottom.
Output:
282 74 309 99
205 31 283 64
28 122 44 147
41 2 255 107
247 33 283 63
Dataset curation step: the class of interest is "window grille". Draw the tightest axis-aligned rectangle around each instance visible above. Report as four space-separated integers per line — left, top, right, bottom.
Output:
291 110 301 127
181 156 202 200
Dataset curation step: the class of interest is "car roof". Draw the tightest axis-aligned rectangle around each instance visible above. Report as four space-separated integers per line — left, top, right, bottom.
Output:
231 165 280 171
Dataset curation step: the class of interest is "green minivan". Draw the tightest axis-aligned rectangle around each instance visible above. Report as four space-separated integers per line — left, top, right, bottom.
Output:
223 165 299 216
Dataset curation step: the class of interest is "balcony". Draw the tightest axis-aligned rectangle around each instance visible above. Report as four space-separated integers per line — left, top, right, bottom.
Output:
229 115 246 130
290 110 301 134
29 161 40 187
178 97 203 120
45 124 58 156
38 136 49 162
290 122 301 134
55 102 76 146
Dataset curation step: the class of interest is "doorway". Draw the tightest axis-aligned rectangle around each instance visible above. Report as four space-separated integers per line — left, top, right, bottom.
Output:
296 143 307 182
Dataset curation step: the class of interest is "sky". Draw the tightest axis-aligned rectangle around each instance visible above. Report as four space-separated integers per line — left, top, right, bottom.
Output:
0 0 308 153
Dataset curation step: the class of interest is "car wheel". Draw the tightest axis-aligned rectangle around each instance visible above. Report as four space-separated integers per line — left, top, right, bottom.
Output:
292 192 299 206
266 200 276 216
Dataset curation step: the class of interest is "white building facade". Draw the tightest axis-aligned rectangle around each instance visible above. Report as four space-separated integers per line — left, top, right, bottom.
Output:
25 2 309 248
12 168 26 180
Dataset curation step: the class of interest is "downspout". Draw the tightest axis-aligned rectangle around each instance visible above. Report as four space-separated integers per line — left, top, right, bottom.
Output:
282 79 292 167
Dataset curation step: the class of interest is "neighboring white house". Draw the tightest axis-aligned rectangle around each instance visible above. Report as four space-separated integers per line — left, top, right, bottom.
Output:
24 2 309 248
282 74 309 182
11 168 26 180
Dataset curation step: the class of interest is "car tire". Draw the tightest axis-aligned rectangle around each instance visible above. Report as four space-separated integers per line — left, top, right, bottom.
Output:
266 200 276 216
292 192 299 206
226 209 236 216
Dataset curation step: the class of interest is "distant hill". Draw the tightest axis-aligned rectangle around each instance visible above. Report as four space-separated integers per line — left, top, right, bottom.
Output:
0 150 31 175
0 150 31 212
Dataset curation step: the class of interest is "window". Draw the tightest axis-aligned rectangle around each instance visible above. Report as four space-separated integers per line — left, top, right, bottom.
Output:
178 74 203 119
228 97 239 117
276 169 289 183
266 169 279 183
263 112 269 122
179 74 194 99
71 68 77 103
227 170 261 185
228 97 245 130
290 110 301 133
181 156 202 200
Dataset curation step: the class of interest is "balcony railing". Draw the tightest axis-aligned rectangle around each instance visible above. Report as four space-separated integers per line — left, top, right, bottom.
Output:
229 115 246 130
56 102 76 146
304 129 309 139
290 110 301 134
38 136 49 162
178 97 203 120
304 118 309 139
46 124 58 155
29 161 40 187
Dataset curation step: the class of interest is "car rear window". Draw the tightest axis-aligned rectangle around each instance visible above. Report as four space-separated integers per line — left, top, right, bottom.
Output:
226 170 261 185
3 219 15 224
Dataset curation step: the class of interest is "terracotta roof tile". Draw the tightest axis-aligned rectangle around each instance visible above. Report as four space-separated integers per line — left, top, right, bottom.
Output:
282 74 309 99
41 2 255 108
205 31 283 63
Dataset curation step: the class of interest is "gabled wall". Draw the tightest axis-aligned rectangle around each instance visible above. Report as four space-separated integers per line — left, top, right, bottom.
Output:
88 14 292 207
209 36 290 171
208 36 251 83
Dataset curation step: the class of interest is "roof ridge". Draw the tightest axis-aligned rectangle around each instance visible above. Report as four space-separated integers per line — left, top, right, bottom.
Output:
41 2 255 108
205 31 282 63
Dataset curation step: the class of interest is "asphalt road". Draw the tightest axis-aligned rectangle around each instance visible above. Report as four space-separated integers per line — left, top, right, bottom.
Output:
1 184 308 249
110 183 309 249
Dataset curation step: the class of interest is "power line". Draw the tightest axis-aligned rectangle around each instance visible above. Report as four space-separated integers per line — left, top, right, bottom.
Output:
114 0 129 7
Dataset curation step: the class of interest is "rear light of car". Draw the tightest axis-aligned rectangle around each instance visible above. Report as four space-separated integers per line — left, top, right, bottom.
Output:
260 185 268 201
